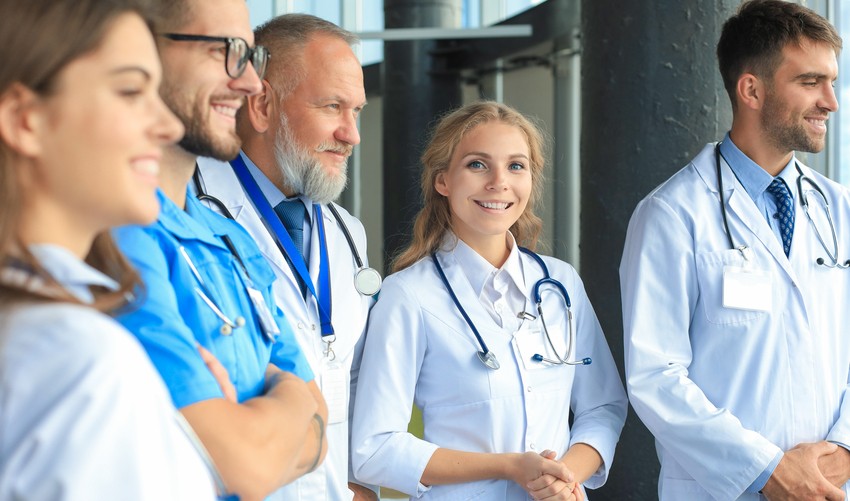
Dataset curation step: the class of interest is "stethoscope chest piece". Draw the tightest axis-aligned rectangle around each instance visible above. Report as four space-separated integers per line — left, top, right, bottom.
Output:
477 350 500 370
354 267 382 296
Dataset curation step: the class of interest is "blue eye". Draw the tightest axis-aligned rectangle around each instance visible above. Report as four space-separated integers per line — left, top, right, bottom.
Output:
467 160 486 170
509 162 525 171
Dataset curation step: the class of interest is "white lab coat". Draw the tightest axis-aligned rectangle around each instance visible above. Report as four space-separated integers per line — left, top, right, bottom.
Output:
0 245 216 500
351 241 627 499
621 143 850 500
197 155 373 501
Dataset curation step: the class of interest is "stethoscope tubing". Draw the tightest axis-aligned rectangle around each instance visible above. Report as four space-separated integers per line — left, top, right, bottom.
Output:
432 247 591 370
193 165 383 293
714 143 848 268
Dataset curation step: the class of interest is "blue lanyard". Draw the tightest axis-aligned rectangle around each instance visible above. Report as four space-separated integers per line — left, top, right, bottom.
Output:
229 155 334 338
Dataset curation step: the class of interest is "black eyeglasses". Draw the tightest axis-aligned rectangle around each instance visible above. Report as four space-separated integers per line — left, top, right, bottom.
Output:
161 33 269 80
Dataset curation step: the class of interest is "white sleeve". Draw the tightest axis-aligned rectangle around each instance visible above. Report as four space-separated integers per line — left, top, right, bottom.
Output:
620 197 780 500
350 275 439 497
0 306 215 500
566 270 628 488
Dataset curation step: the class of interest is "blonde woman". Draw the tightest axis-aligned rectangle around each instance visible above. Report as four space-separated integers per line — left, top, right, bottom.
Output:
351 101 627 500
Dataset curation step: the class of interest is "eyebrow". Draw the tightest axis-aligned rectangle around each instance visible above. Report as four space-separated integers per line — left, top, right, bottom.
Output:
461 151 530 160
108 66 152 80
793 72 834 81
320 95 368 108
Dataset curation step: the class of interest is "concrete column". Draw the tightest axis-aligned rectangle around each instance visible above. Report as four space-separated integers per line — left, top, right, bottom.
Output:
580 1 736 498
382 0 462 268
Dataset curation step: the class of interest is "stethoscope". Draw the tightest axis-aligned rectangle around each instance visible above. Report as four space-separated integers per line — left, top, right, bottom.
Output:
714 143 849 268
431 247 592 371
193 168 383 295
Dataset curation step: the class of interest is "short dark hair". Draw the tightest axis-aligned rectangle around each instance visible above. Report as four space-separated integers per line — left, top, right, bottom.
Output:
148 0 192 33
254 13 358 98
717 0 841 108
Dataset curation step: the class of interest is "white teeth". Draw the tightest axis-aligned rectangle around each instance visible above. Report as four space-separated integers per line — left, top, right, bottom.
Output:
477 201 510 210
213 105 237 117
132 159 159 177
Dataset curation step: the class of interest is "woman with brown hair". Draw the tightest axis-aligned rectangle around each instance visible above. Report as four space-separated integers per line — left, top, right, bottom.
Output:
351 102 627 500
0 0 217 498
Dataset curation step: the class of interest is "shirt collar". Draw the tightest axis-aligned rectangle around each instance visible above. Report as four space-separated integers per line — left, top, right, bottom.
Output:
240 150 314 220
156 189 228 250
446 232 525 296
719 132 797 200
28 244 118 303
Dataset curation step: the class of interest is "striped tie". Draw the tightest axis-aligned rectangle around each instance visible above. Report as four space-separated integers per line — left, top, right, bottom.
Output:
767 178 794 256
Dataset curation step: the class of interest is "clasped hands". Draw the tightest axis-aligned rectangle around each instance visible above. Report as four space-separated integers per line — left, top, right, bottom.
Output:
762 441 850 501
511 450 584 501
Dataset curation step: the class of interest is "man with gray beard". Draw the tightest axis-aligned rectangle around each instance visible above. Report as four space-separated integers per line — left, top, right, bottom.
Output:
196 13 377 501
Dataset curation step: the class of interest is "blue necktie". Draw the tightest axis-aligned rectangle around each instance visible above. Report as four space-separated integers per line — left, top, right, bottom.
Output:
274 200 308 296
767 178 795 256
274 200 307 260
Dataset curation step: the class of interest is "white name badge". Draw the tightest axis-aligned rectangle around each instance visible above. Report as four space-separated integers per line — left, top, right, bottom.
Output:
322 361 348 424
722 266 772 312
246 286 280 341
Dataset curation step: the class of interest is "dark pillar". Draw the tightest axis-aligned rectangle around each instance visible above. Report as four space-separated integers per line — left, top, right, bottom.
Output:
580 1 736 499
382 0 463 269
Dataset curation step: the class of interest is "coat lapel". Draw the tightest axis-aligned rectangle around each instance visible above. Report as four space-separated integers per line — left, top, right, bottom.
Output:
694 144 798 282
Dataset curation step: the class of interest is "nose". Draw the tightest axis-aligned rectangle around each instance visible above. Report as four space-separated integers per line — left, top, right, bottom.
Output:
486 167 508 191
230 60 263 96
334 111 361 146
152 94 185 145
821 82 839 112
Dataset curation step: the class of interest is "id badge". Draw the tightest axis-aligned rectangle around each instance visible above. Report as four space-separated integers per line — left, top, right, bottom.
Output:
246 286 280 341
322 360 347 424
515 326 557 371
722 266 772 312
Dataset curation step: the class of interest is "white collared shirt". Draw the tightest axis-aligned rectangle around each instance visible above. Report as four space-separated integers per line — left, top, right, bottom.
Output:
0 245 216 500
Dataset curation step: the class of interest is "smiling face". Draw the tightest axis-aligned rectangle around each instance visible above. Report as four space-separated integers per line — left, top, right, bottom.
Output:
158 0 262 160
272 34 365 200
435 121 532 255
23 13 182 250
760 39 839 155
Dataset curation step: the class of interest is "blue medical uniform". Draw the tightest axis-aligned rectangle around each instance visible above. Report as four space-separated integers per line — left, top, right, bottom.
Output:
115 189 312 408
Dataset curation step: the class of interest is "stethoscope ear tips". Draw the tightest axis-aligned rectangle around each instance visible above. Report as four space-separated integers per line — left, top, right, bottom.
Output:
580 357 592 365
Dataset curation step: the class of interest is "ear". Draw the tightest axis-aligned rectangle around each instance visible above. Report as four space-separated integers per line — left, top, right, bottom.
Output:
434 171 449 197
244 79 275 134
0 83 45 157
735 73 765 111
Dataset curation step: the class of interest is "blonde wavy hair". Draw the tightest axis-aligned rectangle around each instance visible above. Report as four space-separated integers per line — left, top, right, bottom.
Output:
392 101 547 273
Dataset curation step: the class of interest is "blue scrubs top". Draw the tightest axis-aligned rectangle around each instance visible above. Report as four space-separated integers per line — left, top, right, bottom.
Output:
115 189 312 408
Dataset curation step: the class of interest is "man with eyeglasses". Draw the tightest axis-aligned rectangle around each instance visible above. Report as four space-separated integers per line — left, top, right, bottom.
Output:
196 14 375 501
113 1 328 499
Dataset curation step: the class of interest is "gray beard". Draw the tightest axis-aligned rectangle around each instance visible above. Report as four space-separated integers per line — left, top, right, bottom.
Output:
273 115 348 204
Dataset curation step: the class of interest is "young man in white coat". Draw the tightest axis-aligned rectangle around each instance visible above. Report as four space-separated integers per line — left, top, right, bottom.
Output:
621 1 850 500
196 14 377 501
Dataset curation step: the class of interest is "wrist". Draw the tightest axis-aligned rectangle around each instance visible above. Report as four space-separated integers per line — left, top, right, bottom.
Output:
499 453 521 482
307 413 325 472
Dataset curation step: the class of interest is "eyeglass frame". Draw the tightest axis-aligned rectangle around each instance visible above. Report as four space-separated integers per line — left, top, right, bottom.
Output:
160 33 269 80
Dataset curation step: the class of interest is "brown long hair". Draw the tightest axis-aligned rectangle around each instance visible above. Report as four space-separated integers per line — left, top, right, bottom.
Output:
0 0 156 311
392 101 547 273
